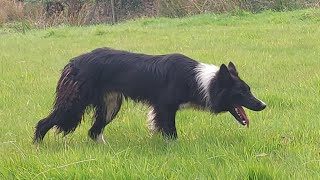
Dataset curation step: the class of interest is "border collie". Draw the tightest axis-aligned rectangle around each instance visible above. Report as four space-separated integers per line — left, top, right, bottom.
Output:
34 48 266 143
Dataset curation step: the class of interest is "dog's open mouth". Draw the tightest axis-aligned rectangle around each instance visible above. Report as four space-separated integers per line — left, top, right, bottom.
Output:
230 105 249 127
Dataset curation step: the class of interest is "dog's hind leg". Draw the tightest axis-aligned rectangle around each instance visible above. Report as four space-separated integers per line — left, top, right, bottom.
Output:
89 92 122 143
148 107 161 134
33 101 86 143
33 114 57 143
148 105 178 139
34 63 88 143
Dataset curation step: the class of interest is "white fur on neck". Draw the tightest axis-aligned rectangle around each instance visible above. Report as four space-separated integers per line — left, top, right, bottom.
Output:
195 63 219 104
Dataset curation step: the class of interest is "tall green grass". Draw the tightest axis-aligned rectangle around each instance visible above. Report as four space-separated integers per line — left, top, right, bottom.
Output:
1 9 320 179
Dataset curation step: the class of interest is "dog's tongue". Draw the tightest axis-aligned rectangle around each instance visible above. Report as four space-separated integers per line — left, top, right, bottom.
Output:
237 106 249 128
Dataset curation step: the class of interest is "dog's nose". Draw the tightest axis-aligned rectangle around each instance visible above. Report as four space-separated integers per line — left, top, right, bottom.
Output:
256 99 266 110
259 100 266 110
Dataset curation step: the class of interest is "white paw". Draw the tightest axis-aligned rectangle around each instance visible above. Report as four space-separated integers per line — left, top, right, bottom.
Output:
96 133 106 144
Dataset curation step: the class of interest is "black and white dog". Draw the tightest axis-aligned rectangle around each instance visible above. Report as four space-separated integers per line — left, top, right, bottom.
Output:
34 48 266 143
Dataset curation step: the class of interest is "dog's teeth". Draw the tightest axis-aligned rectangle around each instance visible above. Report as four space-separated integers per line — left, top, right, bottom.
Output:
242 120 246 124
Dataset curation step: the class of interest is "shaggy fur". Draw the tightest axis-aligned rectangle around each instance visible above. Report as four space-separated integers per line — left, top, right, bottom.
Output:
34 47 266 143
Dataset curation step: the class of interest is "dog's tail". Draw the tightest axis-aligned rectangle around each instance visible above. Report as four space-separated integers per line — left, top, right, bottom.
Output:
34 62 87 143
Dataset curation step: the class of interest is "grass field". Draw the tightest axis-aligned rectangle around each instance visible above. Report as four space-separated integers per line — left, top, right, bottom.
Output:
1 9 320 179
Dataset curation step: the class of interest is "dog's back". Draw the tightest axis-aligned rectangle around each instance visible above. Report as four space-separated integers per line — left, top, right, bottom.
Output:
67 48 198 102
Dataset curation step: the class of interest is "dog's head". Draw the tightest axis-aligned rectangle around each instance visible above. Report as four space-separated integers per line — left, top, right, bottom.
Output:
209 62 266 127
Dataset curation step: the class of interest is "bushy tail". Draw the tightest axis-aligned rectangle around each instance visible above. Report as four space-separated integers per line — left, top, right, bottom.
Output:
34 62 87 143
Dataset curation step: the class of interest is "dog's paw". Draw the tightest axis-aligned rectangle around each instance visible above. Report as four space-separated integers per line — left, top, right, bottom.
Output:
96 133 106 144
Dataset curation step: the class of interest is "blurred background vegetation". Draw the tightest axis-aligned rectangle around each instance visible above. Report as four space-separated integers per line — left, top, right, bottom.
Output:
1 0 319 28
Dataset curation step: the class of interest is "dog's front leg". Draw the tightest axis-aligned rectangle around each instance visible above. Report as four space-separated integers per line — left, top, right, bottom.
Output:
152 105 178 139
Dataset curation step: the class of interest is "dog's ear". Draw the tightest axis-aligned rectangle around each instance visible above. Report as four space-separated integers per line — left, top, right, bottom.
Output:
218 64 232 84
228 62 238 76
